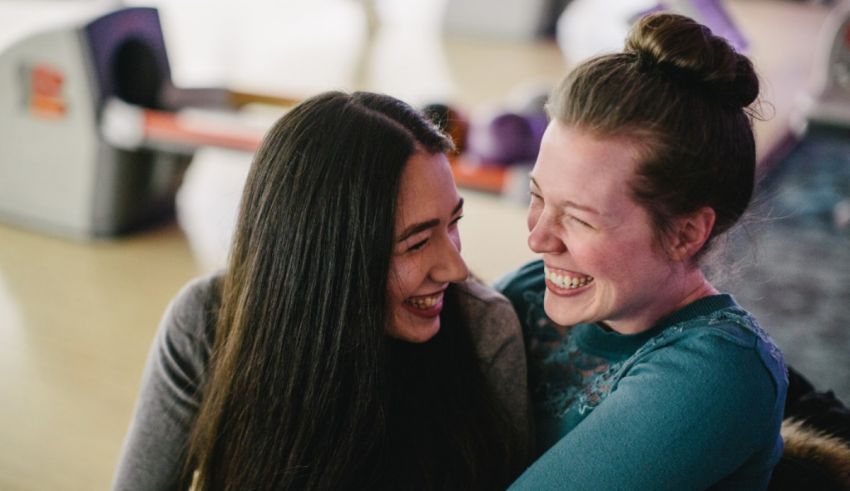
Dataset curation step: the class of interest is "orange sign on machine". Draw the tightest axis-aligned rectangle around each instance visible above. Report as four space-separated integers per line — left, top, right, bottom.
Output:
28 64 67 118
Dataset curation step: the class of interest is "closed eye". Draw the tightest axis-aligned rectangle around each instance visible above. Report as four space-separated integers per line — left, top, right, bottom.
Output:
407 238 428 252
569 215 592 228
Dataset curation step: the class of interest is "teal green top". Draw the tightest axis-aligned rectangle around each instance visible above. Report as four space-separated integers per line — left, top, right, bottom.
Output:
496 260 787 491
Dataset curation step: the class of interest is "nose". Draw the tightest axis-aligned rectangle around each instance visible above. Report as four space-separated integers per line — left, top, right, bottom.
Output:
527 207 567 254
431 233 469 283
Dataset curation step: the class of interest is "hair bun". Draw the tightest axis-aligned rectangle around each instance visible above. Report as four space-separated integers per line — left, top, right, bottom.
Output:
625 13 759 108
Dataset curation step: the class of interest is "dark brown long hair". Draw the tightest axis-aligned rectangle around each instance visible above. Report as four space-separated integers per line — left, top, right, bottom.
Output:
183 91 526 490
548 13 760 260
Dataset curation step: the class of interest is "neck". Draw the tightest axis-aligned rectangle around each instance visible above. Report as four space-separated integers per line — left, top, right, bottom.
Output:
674 273 719 312
606 268 717 335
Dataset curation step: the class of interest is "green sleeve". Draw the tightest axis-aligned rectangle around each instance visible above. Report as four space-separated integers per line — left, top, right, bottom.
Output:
493 260 545 329
509 330 783 491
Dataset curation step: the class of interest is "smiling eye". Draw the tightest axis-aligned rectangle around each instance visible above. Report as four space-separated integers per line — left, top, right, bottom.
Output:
569 215 592 228
529 192 545 210
407 239 428 252
449 215 464 227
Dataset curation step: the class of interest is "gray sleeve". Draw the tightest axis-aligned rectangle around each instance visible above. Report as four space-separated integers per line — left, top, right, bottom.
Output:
111 276 218 491
456 280 531 443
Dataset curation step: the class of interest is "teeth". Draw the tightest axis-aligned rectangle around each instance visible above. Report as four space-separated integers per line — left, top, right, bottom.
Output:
408 294 440 310
544 266 594 289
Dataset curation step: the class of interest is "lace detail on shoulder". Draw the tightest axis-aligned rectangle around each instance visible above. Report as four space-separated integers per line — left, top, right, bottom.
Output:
523 299 784 423
576 307 785 415
546 339 623 418
622 308 760 360
715 309 785 368
520 290 621 418
573 357 624 416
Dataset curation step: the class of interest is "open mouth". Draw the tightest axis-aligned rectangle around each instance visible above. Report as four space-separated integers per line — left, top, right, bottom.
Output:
403 291 444 317
406 293 440 309
544 265 594 290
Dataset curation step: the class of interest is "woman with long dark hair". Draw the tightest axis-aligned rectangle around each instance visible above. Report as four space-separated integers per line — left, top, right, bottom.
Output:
112 91 530 490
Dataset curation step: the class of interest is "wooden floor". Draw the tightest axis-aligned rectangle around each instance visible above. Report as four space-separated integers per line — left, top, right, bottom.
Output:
0 1 831 489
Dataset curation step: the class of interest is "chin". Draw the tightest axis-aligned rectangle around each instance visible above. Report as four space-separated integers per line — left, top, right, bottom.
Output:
544 294 587 327
388 319 441 344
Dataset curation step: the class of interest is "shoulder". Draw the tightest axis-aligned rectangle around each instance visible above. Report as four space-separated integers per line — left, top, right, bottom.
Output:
168 272 223 323
453 278 519 333
599 313 788 454
637 307 788 401
453 278 522 364
157 272 223 362
695 306 784 380
455 276 514 310
710 309 787 397
454 279 531 435
110 274 223 489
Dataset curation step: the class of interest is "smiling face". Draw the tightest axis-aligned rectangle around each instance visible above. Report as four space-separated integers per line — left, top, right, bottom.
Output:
527 122 686 334
386 151 468 343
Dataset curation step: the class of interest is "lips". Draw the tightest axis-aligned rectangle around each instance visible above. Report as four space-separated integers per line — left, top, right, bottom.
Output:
544 265 594 295
403 290 445 318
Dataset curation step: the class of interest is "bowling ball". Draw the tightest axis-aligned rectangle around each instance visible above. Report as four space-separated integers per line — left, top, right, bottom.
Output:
467 110 547 165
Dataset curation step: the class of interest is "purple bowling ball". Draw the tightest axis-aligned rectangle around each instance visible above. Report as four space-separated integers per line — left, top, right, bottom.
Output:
467 110 548 166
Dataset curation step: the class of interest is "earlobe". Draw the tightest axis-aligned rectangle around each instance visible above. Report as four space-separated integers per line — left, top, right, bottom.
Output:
669 207 716 261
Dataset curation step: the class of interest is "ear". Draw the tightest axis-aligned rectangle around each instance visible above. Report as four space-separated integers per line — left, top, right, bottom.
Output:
668 207 716 262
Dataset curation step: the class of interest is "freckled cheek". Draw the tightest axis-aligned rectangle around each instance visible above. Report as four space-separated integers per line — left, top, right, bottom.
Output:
569 240 619 278
581 241 641 287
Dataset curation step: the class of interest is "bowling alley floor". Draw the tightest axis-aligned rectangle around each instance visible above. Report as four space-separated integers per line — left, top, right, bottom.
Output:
0 1 842 490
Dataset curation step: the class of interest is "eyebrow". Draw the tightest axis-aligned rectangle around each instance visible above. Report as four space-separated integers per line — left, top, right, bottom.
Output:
397 197 464 242
530 177 602 215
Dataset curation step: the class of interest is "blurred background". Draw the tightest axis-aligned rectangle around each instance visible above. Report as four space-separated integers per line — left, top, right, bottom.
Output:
0 0 847 489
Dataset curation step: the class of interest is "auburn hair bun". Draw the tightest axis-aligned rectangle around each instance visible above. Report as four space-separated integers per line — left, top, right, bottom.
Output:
625 13 759 109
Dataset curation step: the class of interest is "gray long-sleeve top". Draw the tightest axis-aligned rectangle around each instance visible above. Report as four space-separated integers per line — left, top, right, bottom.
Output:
111 275 529 490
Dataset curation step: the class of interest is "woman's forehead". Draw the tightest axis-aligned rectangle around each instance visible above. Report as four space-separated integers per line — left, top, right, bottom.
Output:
395 153 459 222
534 124 640 208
